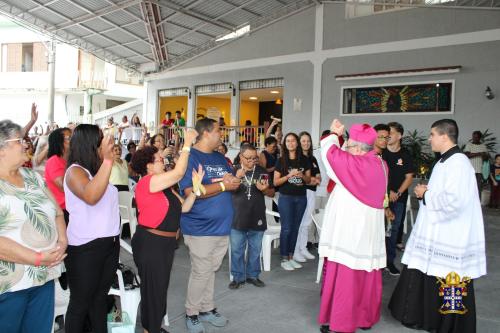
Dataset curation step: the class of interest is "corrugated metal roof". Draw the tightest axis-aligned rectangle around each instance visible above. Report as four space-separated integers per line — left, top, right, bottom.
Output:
0 0 317 73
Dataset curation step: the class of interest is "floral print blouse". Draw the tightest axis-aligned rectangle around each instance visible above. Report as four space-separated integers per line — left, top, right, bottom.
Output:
0 167 61 294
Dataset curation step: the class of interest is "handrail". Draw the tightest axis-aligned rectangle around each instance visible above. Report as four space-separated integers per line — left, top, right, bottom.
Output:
157 125 266 149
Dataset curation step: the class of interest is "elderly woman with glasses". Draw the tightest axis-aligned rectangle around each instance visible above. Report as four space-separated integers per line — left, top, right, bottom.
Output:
130 129 199 333
0 120 67 333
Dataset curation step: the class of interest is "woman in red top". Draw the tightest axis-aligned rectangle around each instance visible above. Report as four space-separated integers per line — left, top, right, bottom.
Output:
45 127 71 224
130 129 201 333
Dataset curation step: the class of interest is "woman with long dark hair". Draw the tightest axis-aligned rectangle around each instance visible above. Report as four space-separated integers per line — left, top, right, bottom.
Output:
293 131 321 262
45 127 71 223
273 132 311 271
63 124 120 333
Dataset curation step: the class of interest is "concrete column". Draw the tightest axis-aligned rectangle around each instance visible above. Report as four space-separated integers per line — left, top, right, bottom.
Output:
47 41 56 123
186 86 195 128
83 90 91 124
229 84 239 147
311 4 324 144
142 80 149 128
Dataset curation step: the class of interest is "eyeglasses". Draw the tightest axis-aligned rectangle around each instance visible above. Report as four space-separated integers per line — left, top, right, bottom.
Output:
241 155 258 161
345 144 357 150
377 136 390 141
5 138 27 145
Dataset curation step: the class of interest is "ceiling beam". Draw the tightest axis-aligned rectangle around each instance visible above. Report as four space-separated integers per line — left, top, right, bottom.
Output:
47 0 142 33
26 0 59 13
22 0 154 62
164 0 260 48
64 0 152 50
140 0 168 64
156 0 236 31
219 0 262 18
0 1 139 70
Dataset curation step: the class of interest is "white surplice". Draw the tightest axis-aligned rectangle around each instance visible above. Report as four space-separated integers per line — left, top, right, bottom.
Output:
402 150 487 279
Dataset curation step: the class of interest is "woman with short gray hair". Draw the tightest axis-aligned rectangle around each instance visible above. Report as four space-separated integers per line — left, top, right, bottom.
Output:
0 120 67 333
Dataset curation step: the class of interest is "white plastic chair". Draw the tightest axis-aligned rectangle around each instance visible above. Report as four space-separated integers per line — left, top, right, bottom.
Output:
311 209 324 284
118 191 137 254
128 178 137 194
108 268 141 328
262 196 281 271
403 195 414 234
53 279 69 332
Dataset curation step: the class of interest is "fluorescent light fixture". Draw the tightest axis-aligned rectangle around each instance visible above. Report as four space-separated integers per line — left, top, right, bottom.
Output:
249 96 258 100
270 90 280 94
216 25 250 42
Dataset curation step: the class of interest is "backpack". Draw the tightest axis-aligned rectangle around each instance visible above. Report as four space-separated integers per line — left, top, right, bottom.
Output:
112 264 140 290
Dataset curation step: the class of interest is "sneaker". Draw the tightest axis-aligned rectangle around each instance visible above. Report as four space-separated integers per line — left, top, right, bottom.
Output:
186 314 205 333
281 260 295 271
288 259 303 269
385 263 400 276
199 308 227 327
246 277 265 287
301 249 315 260
320 325 332 333
228 280 245 289
293 253 307 262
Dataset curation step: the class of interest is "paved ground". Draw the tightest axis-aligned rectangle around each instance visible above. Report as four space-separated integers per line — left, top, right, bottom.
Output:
112 207 500 333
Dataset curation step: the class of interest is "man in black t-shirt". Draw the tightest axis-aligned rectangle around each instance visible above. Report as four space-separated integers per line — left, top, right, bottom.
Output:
383 122 415 276
229 145 274 289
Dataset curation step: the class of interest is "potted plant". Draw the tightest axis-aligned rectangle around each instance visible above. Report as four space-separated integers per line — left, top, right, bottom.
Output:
402 129 435 180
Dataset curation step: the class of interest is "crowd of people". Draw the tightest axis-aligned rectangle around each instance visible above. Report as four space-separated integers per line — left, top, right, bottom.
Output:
0 102 494 333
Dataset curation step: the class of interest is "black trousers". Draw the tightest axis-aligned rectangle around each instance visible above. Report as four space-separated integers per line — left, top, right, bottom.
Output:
132 227 177 333
64 236 120 333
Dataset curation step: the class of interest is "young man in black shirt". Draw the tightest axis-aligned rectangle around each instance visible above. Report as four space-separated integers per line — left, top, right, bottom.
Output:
229 145 274 289
383 122 414 275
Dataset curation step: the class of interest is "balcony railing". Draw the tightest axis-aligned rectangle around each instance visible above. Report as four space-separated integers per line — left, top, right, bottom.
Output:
158 125 266 149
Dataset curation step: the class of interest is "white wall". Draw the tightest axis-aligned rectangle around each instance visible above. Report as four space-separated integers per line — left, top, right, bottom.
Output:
0 20 144 125
0 92 77 127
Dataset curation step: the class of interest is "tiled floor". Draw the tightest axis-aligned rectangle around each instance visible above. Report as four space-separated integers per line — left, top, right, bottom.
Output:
113 208 500 333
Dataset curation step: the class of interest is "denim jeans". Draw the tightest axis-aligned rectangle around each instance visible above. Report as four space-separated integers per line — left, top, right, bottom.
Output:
230 229 264 282
386 201 406 264
0 280 54 333
278 194 307 257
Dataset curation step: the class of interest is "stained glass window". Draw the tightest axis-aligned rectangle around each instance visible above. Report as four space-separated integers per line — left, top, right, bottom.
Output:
342 82 453 114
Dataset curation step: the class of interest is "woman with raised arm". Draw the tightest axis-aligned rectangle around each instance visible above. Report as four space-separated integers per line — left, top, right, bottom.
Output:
63 125 120 333
130 129 199 333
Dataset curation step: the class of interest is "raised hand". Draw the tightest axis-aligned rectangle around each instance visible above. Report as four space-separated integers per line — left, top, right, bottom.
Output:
184 128 198 146
30 103 38 123
101 135 115 161
330 119 345 137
